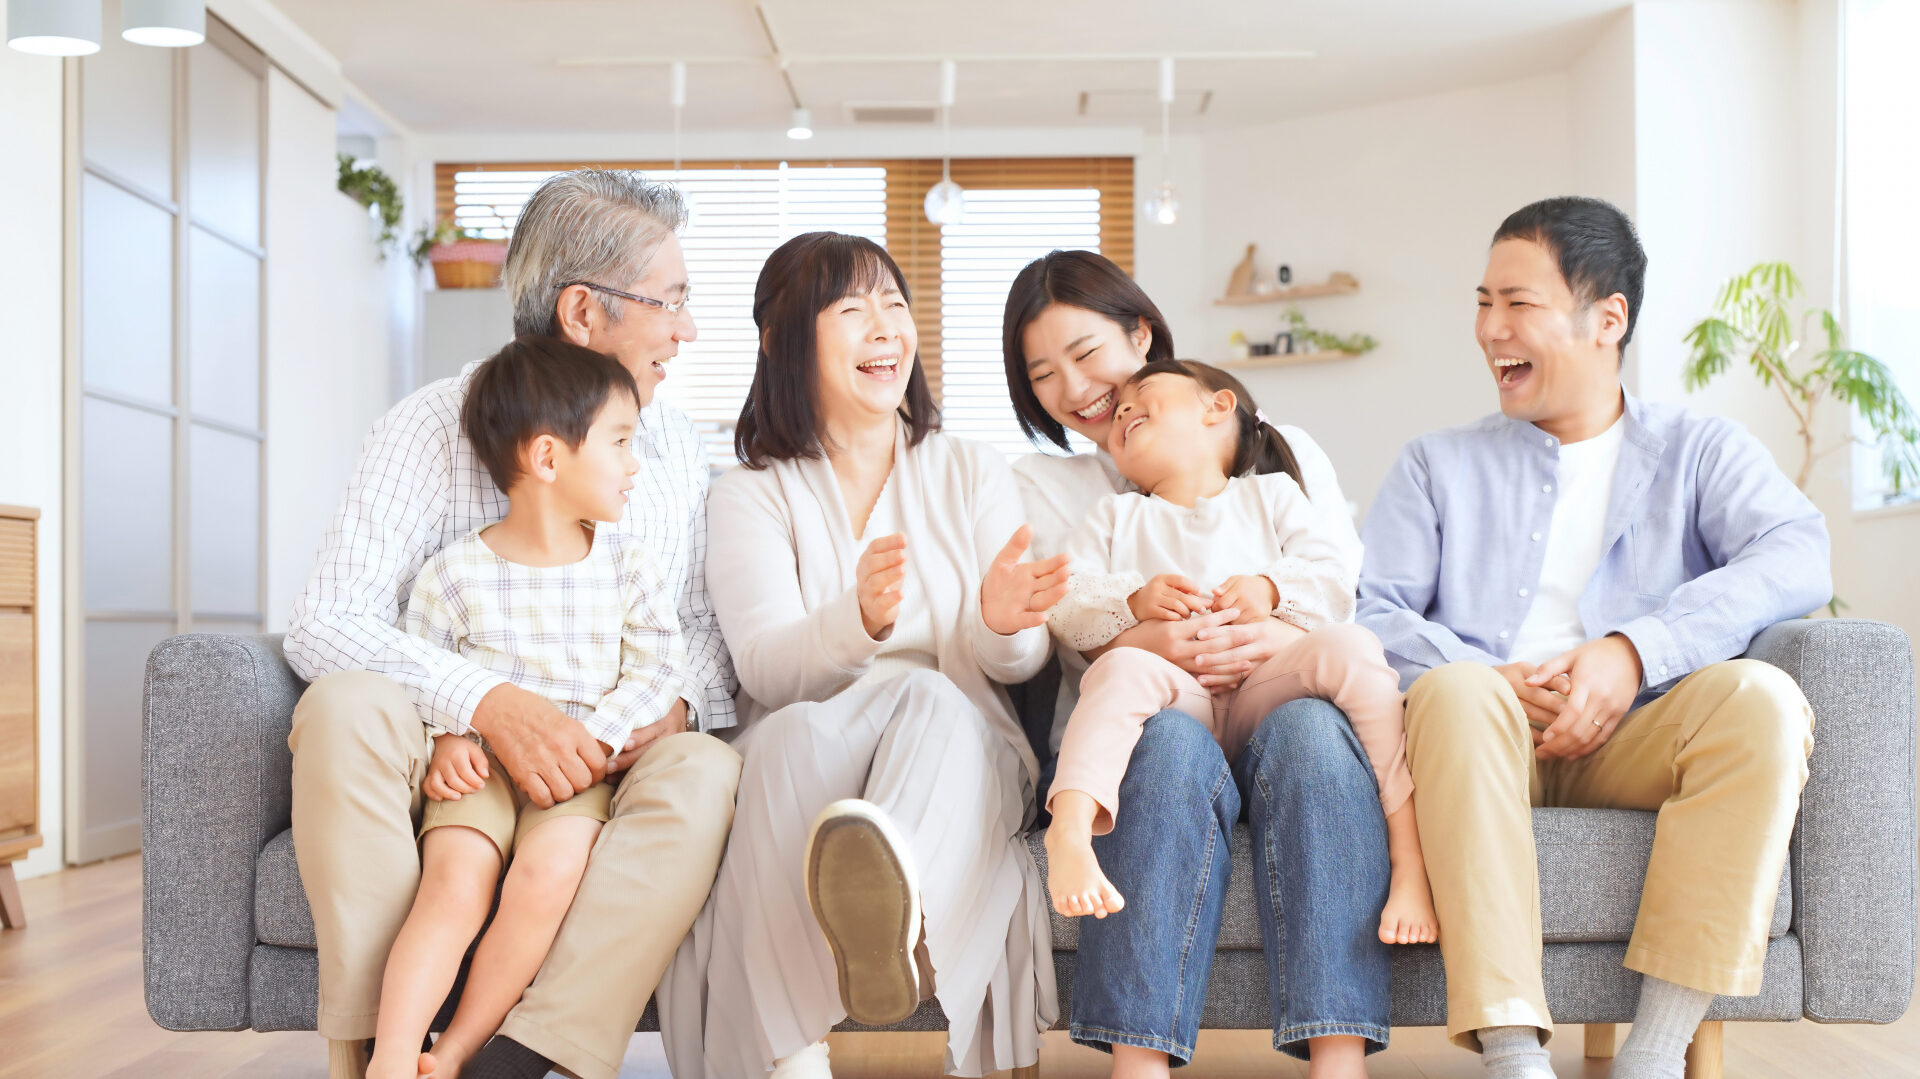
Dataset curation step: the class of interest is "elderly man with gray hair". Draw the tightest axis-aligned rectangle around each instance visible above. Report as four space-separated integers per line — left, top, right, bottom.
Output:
284 169 742 1079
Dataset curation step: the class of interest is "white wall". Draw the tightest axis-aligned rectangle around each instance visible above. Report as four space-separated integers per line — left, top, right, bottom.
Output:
1188 72 1576 514
263 67 400 631
0 40 67 881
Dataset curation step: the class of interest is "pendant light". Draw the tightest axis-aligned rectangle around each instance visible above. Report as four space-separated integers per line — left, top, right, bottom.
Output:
923 59 966 226
122 0 204 47
7 0 102 55
1141 57 1180 226
669 60 700 226
786 107 813 140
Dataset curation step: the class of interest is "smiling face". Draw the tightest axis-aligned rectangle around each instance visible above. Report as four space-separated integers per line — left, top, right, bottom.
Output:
1476 237 1628 432
1021 303 1156 448
549 391 641 523
1107 371 1238 491
579 232 697 407
813 281 918 436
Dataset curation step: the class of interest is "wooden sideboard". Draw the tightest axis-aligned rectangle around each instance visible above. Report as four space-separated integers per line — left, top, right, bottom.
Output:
0 505 41 929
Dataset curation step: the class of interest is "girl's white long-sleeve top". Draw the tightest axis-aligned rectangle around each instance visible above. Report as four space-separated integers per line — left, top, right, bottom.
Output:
1047 471 1364 652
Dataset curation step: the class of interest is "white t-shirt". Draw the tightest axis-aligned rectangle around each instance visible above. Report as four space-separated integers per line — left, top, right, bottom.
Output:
1508 418 1628 665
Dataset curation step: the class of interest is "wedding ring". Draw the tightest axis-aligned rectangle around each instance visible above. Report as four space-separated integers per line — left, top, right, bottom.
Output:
1591 718 1603 727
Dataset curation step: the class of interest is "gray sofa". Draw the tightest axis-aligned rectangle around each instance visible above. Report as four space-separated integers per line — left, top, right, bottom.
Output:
144 620 1916 1071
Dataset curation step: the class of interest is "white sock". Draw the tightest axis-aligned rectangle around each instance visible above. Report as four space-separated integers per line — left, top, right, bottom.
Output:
770 1040 832 1079
1479 1025 1554 1079
1612 976 1713 1079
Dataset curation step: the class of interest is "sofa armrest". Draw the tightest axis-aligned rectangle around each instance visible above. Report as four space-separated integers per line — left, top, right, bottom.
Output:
1746 618 1918 1023
143 633 304 1031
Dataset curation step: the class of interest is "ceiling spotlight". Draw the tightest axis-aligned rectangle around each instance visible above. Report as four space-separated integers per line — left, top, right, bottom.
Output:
122 0 205 47
7 0 102 55
786 107 813 140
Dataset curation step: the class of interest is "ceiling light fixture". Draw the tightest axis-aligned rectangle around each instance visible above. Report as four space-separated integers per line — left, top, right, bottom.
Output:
1141 57 1180 227
7 0 102 55
122 0 204 47
669 60 700 225
786 107 813 140
924 59 965 226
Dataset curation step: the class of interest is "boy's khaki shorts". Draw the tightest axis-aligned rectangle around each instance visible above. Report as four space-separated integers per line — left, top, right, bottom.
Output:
418 748 614 858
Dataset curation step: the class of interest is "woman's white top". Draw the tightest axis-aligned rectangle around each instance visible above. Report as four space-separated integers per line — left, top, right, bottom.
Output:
705 424 1053 784
1013 424 1358 750
854 470 941 686
1047 471 1362 651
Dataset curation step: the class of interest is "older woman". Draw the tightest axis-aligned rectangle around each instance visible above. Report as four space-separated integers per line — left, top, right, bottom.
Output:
1002 250 1394 1078
660 232 1066 1079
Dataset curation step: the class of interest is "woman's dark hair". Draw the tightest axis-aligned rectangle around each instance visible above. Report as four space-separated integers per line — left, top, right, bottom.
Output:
735 232 940 468
1492 196 1646 360
1001 250 1175 451
1125 359 1306 494
461 334 640 492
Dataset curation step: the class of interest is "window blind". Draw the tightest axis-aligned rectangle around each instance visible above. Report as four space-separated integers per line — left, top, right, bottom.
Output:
435 157 1133 465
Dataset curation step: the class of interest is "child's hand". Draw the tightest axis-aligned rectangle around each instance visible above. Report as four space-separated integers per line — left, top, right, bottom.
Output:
423 733 489 802
1128 574 1213 622
1213 575 1279 625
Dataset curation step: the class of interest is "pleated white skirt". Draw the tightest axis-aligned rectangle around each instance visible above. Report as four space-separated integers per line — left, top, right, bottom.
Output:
658 669 1057 1078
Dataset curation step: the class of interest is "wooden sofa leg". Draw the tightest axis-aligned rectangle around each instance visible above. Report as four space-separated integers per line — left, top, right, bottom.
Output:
1584 1023 1617 1058
1010 1066 1040 1079
1684 1020 1724 1079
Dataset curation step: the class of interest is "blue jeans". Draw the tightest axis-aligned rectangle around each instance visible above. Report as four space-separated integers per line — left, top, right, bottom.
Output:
1069 701 1392 1064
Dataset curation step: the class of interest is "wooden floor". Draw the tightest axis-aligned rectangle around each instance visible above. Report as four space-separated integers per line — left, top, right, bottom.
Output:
3 855 1917 1078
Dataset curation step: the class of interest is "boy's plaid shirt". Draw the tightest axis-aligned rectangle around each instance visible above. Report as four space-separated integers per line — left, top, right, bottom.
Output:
405 528 686 749
284 360 738 733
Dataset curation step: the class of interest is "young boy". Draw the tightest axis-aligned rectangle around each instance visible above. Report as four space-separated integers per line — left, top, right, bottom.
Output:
365 335 687 1079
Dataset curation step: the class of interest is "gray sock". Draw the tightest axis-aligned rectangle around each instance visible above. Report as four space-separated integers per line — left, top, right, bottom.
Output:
1479 1025 1554 1079
1612 976 1713 1079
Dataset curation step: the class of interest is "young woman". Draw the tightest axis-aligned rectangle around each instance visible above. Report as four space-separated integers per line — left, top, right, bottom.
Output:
1003 251 1396 1079
659 232 1066 1079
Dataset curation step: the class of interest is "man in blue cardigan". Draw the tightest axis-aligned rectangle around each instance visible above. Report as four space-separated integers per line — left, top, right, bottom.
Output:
1358 197 1830 1079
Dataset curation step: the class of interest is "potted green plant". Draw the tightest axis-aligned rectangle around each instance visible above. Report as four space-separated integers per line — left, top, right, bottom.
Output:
1682 261 1920 495
410 219 507 289
1283 307 1379 356
336 153 403 254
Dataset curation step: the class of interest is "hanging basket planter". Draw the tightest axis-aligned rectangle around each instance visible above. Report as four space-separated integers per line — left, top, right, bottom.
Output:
428 239 508 289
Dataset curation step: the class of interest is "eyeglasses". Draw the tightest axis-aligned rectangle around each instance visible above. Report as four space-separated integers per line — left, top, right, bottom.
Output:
556 280 693 314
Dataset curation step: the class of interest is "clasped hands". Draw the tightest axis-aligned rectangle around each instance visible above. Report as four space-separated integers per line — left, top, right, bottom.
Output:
1496 633 1646 760
436 684 692 809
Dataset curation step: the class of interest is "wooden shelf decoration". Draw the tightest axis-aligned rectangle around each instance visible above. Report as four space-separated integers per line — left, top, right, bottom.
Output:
1218 349 1360 370
1215 272 1360 306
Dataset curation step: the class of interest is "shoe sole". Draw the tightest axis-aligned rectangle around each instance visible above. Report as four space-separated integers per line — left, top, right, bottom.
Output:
804 799 922 1026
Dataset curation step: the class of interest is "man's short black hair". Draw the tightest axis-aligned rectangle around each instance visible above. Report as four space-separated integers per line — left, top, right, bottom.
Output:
1492 196 1647 357
461 334 641 492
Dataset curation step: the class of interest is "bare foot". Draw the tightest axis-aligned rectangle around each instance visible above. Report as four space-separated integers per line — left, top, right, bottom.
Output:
1378 862 1439 944
1044 824 1125 919
365 1055 416 1079
418 1037 475 1079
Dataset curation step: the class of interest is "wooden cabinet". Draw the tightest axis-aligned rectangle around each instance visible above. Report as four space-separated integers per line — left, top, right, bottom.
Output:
0 505 40 929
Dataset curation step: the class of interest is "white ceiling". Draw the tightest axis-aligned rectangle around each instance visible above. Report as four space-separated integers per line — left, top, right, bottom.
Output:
271 0 1630 136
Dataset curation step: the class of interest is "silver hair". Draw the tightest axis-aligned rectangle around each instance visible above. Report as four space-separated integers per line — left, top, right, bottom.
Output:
503 168 689 338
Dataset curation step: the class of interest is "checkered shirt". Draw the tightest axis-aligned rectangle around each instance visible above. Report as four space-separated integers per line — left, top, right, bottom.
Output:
285 359 739 733
405 528 685 748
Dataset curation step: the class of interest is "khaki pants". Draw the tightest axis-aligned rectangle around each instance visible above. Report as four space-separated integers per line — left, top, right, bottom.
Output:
1404 659 1813 1050
289 671 742 1079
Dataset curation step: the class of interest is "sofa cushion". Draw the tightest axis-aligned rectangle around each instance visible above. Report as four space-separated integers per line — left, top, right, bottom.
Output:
253 806 1793 956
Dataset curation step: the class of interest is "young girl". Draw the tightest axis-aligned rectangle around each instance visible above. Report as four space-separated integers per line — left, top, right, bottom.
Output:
365 336 688 1079
1043 359 1437 947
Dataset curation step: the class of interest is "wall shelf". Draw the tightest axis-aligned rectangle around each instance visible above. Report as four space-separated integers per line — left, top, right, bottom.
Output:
1217 350 1360 370
1214 273 1359 306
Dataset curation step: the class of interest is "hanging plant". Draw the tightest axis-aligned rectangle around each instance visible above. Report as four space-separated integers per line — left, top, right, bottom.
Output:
337 153 404 254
